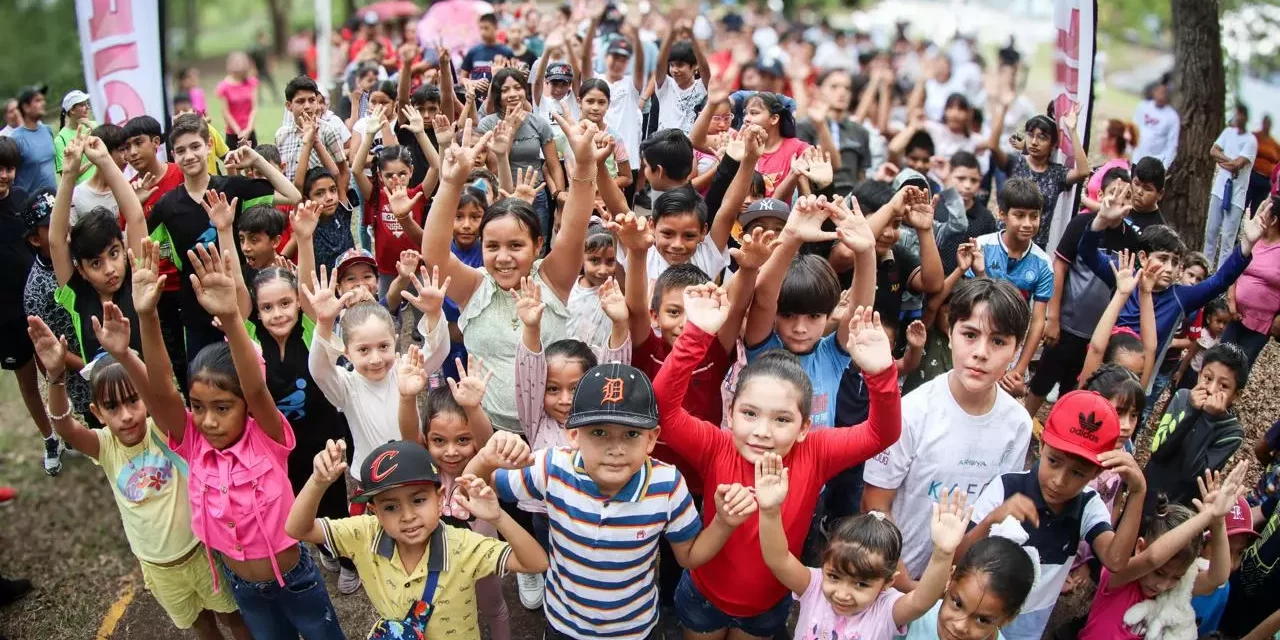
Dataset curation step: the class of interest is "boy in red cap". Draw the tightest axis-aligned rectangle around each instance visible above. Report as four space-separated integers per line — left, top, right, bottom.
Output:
1190 495 1257 636
957 390 1148 640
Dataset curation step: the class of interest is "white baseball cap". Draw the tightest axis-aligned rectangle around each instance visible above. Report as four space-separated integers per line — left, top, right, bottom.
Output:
61 90 91 112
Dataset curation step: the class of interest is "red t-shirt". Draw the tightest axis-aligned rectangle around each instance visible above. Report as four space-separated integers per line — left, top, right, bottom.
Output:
275 204 295 254
633 331 732 490
653 323 902 616
755 137 810 199
139 163 185 292
364 185 426 275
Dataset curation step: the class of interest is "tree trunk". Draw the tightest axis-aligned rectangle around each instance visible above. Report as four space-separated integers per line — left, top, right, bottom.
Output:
266 0 289 56
182 0 200 59
1163 0 1225 248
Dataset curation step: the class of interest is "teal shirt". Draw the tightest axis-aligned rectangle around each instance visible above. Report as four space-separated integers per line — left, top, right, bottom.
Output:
896 602 1008 640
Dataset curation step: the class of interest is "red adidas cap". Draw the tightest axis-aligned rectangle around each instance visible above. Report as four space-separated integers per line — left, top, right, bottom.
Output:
1042 390 1120 463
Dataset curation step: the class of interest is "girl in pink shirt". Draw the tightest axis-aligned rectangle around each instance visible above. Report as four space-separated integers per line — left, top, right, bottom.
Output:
127 241 343 639
1079 467 1245 640
216 52 260 149
743 92 810 201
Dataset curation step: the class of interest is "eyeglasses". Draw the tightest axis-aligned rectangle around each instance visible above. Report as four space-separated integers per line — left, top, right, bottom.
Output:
710 114 733 122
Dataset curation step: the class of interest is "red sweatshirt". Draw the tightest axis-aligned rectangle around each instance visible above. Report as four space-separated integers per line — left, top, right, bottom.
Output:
653 323 902 617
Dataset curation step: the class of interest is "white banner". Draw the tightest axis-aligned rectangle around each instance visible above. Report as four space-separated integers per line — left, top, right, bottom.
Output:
1046 0 1096 253
74 0 166 126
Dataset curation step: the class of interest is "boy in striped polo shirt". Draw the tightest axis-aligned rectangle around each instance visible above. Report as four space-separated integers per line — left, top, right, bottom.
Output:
468 362 757 640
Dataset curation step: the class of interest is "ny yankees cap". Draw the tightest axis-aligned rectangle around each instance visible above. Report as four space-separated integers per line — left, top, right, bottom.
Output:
352 441 441 503
1042 390 1120 463
567 363 659 429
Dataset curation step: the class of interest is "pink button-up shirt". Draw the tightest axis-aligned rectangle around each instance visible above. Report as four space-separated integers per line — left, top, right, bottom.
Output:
171 409 297 587
1235 238 1280 335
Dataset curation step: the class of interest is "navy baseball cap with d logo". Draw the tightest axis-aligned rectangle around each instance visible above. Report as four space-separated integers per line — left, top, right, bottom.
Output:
567 363 659 430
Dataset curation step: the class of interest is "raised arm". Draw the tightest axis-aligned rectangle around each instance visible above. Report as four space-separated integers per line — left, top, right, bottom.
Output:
420 122 491 307
83 137 146 256
610 213 655 345
755 455 811 594
226 145 301 205
28 316 101 458
744 196 836 345
203 191 252 318
653 21 678 90
710 126 763 250
51 134 85 286
1063 105 1091 185
1080 252 1140 384
285 440 349 544
539 113 601 299
350 105 384 201
894 490 968 626
123 241 188 437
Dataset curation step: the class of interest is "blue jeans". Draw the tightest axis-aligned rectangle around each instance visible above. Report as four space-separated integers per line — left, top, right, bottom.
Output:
1222 320 1271 372
222 545 345 640
534 188 551 254
673 570 791 637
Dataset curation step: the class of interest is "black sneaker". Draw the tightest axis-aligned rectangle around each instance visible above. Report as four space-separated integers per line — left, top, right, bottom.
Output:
43 436 62 477
0 578 31 608
634 188 652 211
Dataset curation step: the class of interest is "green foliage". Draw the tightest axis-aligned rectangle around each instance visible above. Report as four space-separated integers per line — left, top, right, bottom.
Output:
0 0 85 103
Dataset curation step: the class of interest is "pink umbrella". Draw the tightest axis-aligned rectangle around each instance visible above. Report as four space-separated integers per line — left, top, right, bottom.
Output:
363 1 422 20
418 0 491 61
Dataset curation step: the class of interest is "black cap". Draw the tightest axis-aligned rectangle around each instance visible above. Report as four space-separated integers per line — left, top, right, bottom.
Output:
17 85 48 107
740 197 790 229
546 62 574 82
567 363 658 429
606 38 633 58
352 441 441 503
22 189 53 235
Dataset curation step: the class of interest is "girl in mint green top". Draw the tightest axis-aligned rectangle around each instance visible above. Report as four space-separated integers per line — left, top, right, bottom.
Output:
896 538 1033 640
54 94 96 183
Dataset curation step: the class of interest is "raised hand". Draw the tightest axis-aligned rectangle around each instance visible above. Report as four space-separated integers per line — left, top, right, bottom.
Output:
784 195 837 244
27 316 68 379
489 118 514 157
1111 249 1139 296
591 131 617 164
598 277 628 323
499 166 544 204
299 112 317 145
906 319 927 350
605 212 654 252
794 147 833 188
753 452 789 513
955 241 976 273
433 114 456 149
903 190 939 232
62 130 87 176
396 250 423 281
1097 183 1133 228
448 355 494 409
202 190 238 231
130 240 167 315
397 345 429 397
723 130 745 162
402 264 451 316
131 172 159 204
829 196 874 253
291 200 322 241
513 276 545 328
303 264 358 323
931 487 972 555
363 103 389 136
846 306 894 375
740 124 767 160
728 227 779 271
312 439 349 485
482 431 535 469
441 120 492 185
714 483 758 527
224 145 261 171
682 283 730 335
829 288 854 330
553 112 601 179
1243 198 1275 252
82 136 112 167
385 184 424 220
1063 103 1081 133
399 105 425 135
90 302 134 357
968 238 986 275
455 474 503 522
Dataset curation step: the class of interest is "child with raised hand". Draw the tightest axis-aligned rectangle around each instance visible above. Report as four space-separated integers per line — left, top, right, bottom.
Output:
958 390 1147 640
1079 462 1250 640
28 315 249 640
899 536 1038 640
304 261 450 504
420 116 599 434
653 284 901 639
756 452 971 639
1174 296 1231 390
1077 250 1159 389
394 353 515 640
565 228 618 347
286 438 547 640
467 390 757 640
124 241 344 638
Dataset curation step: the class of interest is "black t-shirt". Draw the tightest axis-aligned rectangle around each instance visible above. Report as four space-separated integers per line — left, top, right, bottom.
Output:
1055 212 1146 339
939 202 999 275
0 188 34 320
54 269 142 363
149 176 273 326
394 128 436 188
872 244 920 324
1128 208 1166 231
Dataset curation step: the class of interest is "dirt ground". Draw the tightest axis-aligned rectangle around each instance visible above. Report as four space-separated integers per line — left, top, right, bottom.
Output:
1 340 1277 639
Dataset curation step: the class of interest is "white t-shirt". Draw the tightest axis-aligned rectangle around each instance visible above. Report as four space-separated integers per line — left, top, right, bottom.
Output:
567 280 612 348
655 77 707 135
535 93 581 123
615 233 730 294
606 75 643 167
1132 100 1181 169
1212 127 1257 209
70 182 118 225
862 373 1032 577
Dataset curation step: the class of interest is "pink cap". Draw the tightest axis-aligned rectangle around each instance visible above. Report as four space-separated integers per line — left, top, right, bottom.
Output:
1223 496 1258 540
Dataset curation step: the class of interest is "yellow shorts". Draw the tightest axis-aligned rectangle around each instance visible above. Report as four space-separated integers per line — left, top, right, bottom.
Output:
140 544 238 629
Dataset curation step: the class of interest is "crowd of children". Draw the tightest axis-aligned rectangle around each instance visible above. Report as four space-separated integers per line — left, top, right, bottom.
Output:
3 3 1280 640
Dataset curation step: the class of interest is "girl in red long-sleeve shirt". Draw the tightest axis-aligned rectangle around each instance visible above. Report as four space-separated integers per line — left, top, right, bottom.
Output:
654 285 902 639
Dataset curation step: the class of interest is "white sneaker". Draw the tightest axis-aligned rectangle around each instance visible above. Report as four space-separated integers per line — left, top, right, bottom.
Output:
1046 383 1060 404
338 565 362 595
43 436 63 477
516 572 544 610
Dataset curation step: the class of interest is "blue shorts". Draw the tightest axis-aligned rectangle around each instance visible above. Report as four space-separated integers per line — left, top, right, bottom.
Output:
673 570 792 637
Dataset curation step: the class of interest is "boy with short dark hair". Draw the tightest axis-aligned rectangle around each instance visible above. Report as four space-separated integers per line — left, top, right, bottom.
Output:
901 130 936 181
1128 157 1168 230
1145 342 1249 513
640 128 695 194
968 177 1053 394
937 151 998 273
863 277 1034 582
150 113 300 358
69 123 129 223
460 14 514 81
275 76 349 184
654 20 709 134
238 204 285 271
287 439 548 639
467 365 750 640
172 95 229 176
960 390 1146 640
